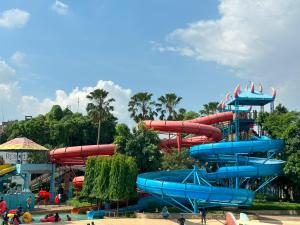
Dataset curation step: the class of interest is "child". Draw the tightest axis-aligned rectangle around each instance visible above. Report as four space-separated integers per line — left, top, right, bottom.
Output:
66 215 72 221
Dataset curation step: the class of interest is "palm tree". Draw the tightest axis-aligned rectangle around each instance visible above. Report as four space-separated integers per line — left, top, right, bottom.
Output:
199 101 219 116
86 89 115 145
128 92 157 123
156 93 182 120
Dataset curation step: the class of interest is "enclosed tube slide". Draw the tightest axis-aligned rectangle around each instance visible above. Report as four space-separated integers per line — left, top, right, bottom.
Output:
49 144 116 165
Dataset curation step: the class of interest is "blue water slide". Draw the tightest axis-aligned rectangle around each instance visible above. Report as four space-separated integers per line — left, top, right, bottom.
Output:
87 196 164 219
136 137 284 208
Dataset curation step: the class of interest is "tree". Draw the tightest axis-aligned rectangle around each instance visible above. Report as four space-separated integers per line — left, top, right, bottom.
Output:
199 101 219 116
161 148 194 170
128 92 157 123
86 89 115 145
114 124 132 154
182 111 200 120
274 103 288 114
124 156 138 200
259 110 300 201
81 157 97 200
109 154 127 213
116 124 161 172
92 157 111 204
156 93 182 120
46 105 64 121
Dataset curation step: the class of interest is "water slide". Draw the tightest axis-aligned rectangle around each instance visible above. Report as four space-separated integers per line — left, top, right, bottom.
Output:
136 113 284 208
48 113 233 187
0 164 16 177
49 144 116 165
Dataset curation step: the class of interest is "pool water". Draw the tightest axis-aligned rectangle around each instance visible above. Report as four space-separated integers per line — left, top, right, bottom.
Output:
32 213 87 223
0 213 88 224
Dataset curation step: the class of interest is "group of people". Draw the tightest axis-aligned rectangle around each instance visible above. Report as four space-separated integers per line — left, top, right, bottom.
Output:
2 205 23 225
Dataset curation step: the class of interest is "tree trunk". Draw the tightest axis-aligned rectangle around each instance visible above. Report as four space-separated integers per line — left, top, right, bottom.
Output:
97 120 101 145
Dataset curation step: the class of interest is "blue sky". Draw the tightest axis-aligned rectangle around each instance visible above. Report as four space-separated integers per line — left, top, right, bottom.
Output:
0 0 299 125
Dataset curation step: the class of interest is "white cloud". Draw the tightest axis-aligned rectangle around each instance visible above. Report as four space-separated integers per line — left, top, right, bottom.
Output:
10 51 27 67
0 67 133 125
0 60 21 121
51 1 69 15
0 60 16 83
18 80 133 126
0 9 30 29
161 0 300 109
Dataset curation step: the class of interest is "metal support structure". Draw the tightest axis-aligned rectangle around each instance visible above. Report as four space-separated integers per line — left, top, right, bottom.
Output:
49 164 56 201
23 172 31 192
254 176 278 193
263 151 276 164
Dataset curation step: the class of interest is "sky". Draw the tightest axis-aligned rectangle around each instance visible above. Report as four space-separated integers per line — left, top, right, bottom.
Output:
0 0 299 126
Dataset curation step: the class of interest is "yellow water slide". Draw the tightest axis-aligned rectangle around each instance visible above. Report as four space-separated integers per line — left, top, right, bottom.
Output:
0 164 16 176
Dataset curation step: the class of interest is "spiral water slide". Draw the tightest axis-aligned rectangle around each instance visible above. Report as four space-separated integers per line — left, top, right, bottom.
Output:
137 113 284 208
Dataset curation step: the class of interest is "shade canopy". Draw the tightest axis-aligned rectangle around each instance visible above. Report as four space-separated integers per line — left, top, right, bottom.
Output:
0 137 48 151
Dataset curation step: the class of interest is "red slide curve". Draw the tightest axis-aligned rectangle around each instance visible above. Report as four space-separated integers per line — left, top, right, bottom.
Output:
49 144 116 165
149 112 233 150
48 112 233 188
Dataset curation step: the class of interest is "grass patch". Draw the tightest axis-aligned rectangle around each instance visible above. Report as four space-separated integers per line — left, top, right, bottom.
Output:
244 201 300 210
66 198 91 208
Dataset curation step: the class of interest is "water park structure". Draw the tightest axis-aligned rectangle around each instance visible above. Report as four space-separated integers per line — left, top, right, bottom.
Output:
0 82 285 221
136 83 284 213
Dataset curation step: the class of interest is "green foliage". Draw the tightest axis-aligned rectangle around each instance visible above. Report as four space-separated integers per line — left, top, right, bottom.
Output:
156 93 182 120
199 101 219 116
258 107 300 201
114 124 132 154
258 111 299 139
115 124 161 172
128 92 157 123
82 154 138 204
86 89 116 145
246 200 300 210
46 105 64 121
1 105 117 148
109 154 127 201
92 157 111 201
182 111 200 120
161 148 194 170
27 151 49 164
81 157 96 199
124 156 138 199
66 198 91 207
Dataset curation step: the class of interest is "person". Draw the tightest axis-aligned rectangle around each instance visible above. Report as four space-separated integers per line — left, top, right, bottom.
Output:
12 214 20 225
26 197 32 211
58 193 62 205
177 214 185 225
2 209 9 225
161 206 169 219
66 215 71 221
54 212 59 223
16 205 22 217
200 207 206 225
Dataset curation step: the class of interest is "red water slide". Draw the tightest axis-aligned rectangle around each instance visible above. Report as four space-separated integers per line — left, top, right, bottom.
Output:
148 112 233 150
49 144 116 165
48 112 233 188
